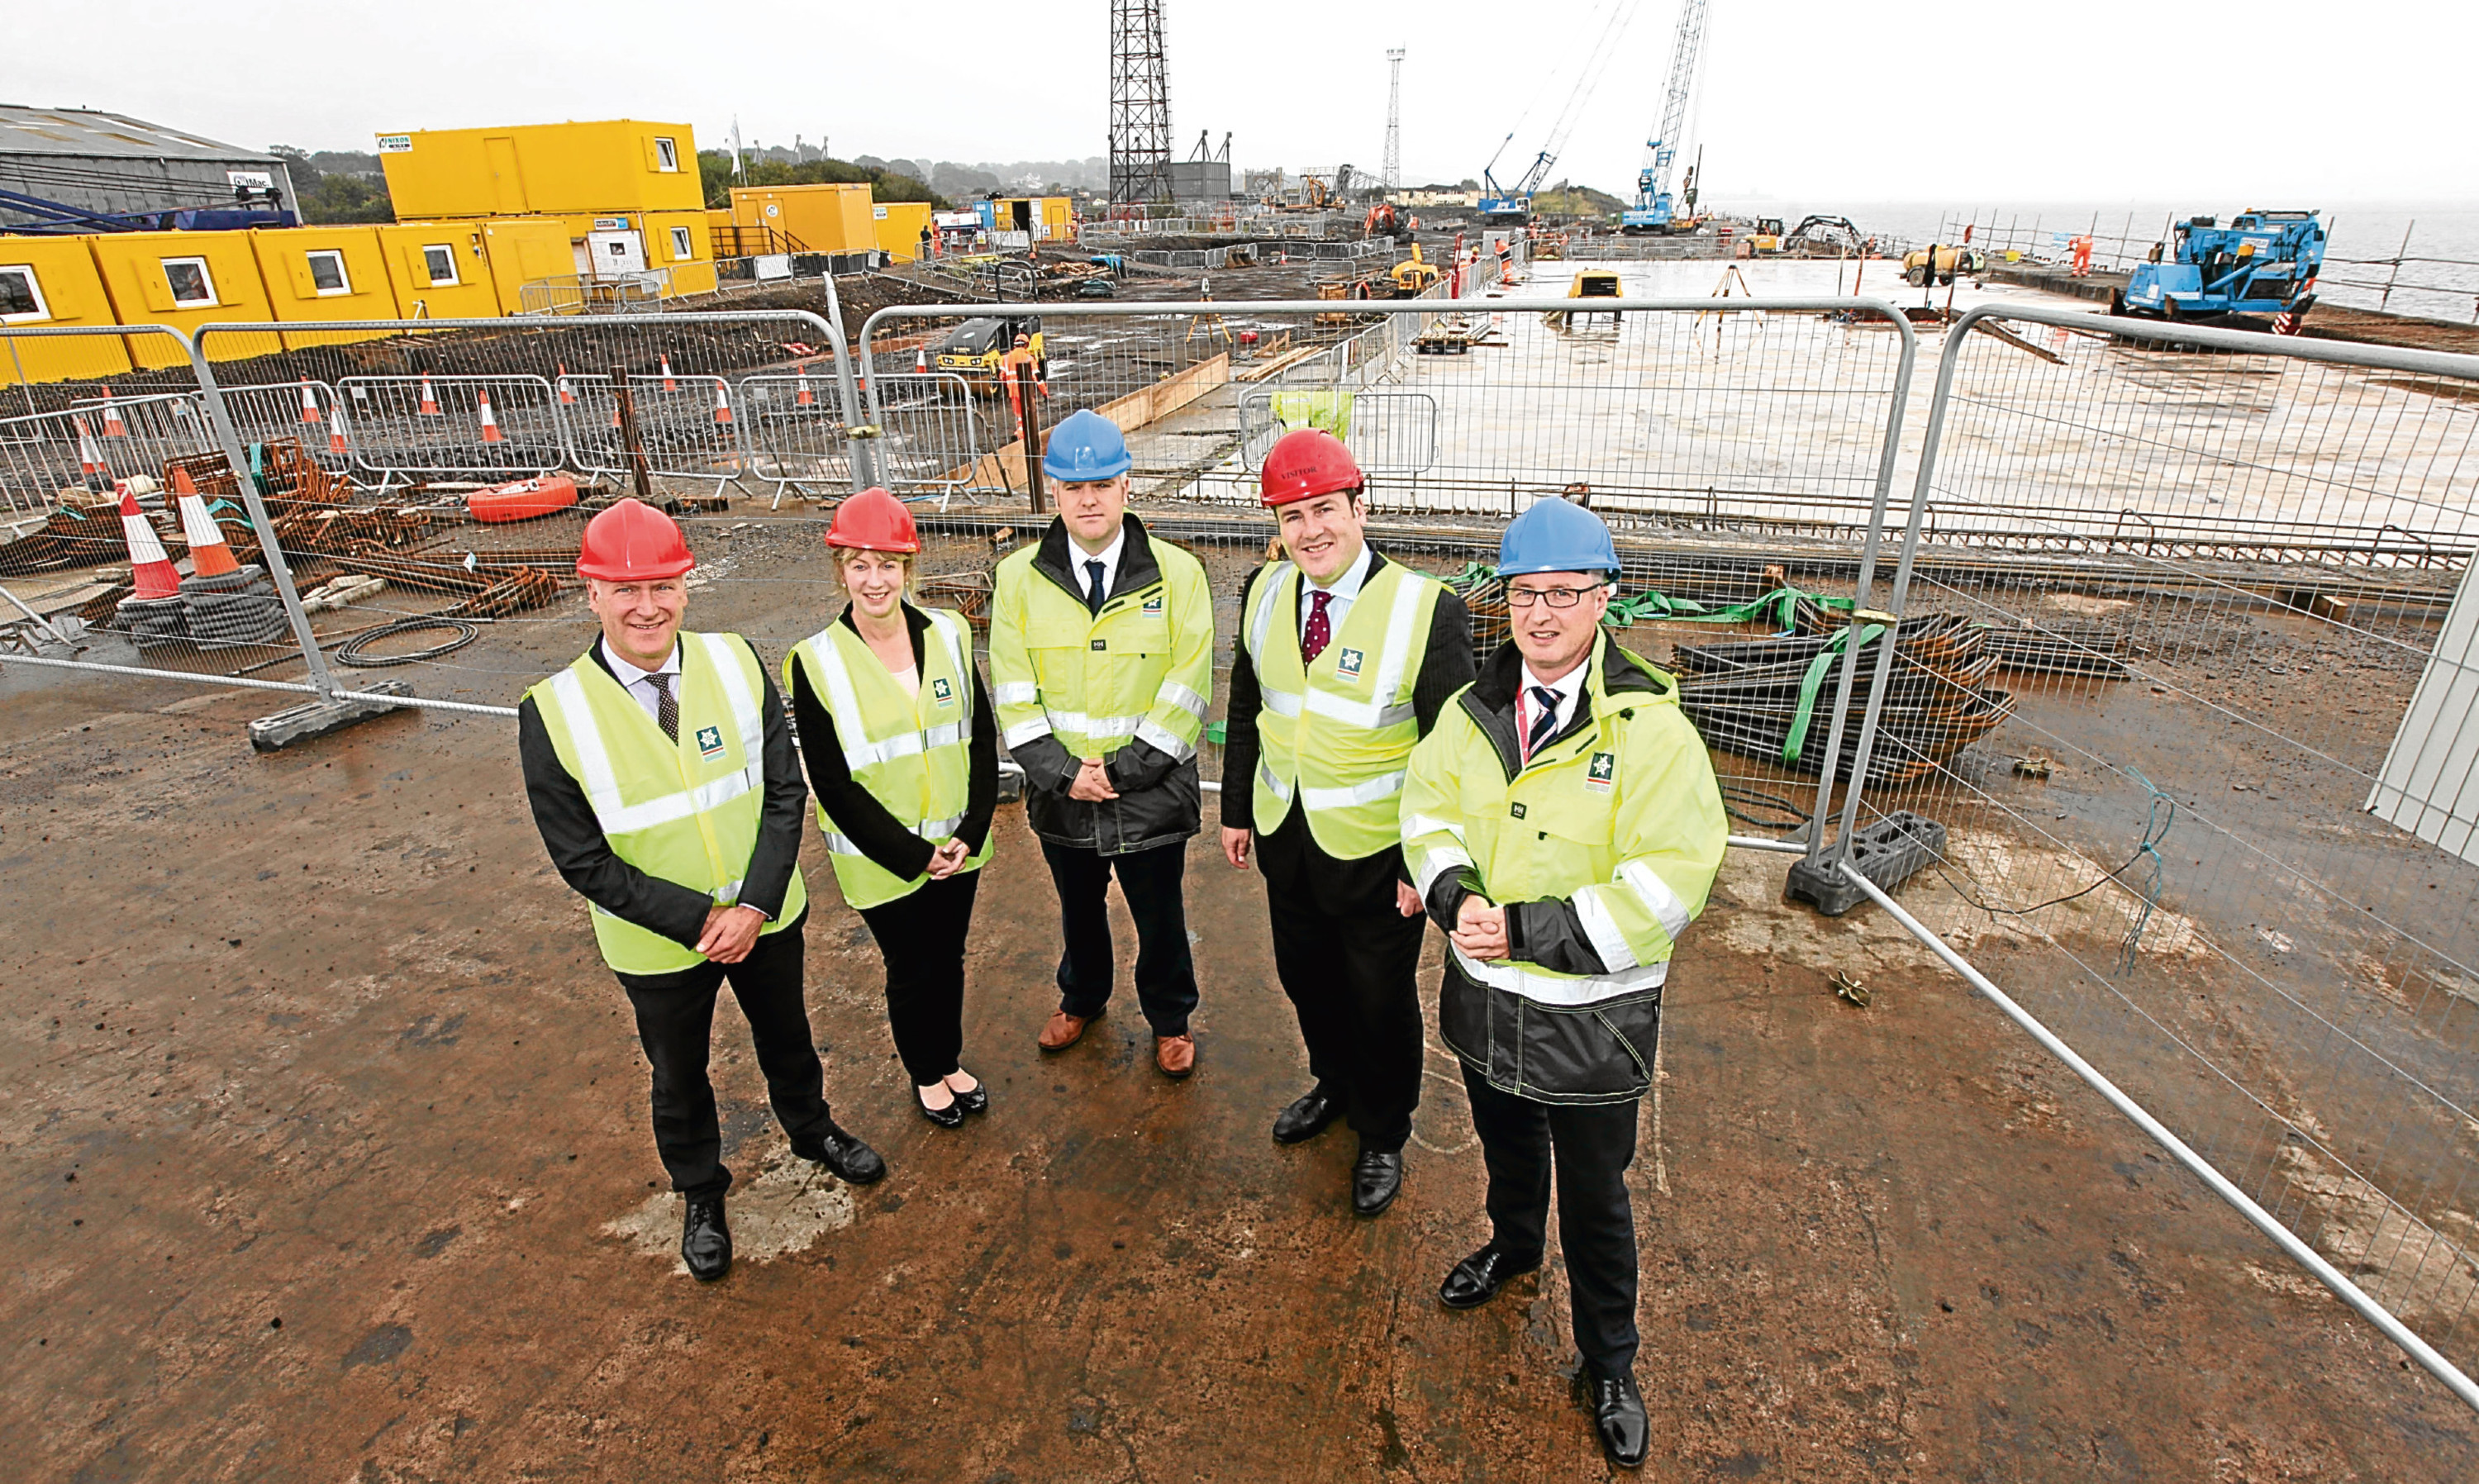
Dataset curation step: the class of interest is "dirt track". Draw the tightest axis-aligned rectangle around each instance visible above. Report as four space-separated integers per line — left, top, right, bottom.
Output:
6 658 2475 1481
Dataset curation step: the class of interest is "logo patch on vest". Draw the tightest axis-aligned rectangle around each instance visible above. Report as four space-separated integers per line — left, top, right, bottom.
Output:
931 676 954 704
695 725 726 760
1335 646 1364 680
1586 751 1617 792
1509 801 1528 820
1141 592 1164 616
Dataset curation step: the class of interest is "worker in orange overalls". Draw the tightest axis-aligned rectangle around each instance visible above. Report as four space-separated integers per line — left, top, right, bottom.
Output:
999 332 1049 449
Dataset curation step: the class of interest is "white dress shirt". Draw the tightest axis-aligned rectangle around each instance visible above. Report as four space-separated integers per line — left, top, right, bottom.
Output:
1298 541 1376 643
1517 658 1589 756
602 637 683 724
1068 526 1127 607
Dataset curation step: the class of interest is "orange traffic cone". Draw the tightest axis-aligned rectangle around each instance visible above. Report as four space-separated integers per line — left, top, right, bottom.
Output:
120 483 181 599
609 396 624 430
172 466 240 578
477 388 505 444
418 374 441 416
327 400 351 456
660 354 677 392
711 379 732 426
796 372 816 407
556 363 577 404
75 414 107 478
297 379 322 425
914 346 929 374
99 388 129 438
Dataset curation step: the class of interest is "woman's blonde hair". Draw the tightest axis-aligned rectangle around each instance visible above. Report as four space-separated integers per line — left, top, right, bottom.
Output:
834 546 914 595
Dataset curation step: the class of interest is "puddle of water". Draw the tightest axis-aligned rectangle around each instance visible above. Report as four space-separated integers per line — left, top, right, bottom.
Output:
601 1135 857 1274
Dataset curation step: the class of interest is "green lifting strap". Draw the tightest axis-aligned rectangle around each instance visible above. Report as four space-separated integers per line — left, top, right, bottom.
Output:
1782 623 1887 765
1203 720 1226 744
1446 564 1856 635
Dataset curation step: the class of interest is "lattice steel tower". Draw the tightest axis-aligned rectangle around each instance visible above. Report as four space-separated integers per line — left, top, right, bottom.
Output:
1382 49 1405 193
1109 0 1173 206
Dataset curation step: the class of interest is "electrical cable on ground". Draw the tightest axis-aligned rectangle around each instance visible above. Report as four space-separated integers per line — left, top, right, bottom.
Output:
1925 771 2177 974
337 615 479 668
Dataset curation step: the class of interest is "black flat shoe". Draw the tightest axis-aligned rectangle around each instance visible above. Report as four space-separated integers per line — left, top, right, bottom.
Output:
916 1091 967 1130
681 1196 731 1282
1272 1087 1339 1144
949 1075 988 1115
1351 1149 1403 1216
1439 1243 1541 1310
1573 1363 1649 1469
794 1119 887 1184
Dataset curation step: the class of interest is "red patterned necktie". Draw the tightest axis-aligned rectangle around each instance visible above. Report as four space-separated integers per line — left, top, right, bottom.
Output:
1301 589 1334 663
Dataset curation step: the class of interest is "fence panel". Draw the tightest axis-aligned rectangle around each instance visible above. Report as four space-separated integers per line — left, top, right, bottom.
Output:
1843 300 2479 1389
339 374 564 486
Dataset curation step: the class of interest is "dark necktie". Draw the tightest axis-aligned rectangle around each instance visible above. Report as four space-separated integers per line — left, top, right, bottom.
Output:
1301 589 1334 663
1524 684 1560 760
1084 559 1106 615
647 671 680 744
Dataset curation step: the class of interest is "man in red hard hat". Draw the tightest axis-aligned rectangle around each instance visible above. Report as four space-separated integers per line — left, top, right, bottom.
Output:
1220 429 1473 1215
518 497 884 1284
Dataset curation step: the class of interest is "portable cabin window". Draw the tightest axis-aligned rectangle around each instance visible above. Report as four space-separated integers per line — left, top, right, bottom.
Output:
0 265 47 322
162 257 216 306
653 137 679 172
305 250 351 296
421 245 459 286
669 226 693 259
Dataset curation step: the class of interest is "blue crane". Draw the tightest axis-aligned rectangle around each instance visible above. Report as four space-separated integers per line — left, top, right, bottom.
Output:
1476 0 1649 226
1620 0 1709 235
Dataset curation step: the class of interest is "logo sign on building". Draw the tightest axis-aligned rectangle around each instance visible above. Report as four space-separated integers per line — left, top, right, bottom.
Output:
594 217 630 231
226 170 274 191
374 135 414 154
873 206 889 220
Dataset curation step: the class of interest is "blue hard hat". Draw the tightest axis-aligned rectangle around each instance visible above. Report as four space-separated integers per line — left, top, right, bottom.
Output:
1043 408 1132 481
1499 497 1620 580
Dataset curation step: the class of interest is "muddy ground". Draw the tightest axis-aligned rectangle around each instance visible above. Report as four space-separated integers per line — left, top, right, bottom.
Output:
7 529 2478 1481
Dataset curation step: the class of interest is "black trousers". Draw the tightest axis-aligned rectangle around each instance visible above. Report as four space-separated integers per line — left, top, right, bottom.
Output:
855 870 982 1087
1462 1064 1642 1373
614 911 832 1203
1040 837 1199 1036
1257 806 1425 1152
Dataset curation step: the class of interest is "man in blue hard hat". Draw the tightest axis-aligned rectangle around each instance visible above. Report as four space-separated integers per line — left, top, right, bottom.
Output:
1400 497 1728 1470
989 409 1216 1077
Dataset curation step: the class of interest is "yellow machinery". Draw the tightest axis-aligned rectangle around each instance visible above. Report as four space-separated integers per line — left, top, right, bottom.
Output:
932 314 1045 392
1901 244 1988 287
1545 269 1622 331
1750 217 1785 254
1388 245 1440 297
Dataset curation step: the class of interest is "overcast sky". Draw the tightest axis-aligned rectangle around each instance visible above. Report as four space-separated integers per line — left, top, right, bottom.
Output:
17 0 2473 205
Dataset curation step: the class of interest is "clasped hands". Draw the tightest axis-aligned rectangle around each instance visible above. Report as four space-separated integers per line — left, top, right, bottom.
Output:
1450 894 1511 961
1068 756 1118 802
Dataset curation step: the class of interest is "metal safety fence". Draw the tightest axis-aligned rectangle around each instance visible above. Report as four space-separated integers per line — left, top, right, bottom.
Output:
1831 301 2479 1403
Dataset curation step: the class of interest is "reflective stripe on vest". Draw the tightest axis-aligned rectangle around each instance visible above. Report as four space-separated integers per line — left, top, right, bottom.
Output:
550 631 764 839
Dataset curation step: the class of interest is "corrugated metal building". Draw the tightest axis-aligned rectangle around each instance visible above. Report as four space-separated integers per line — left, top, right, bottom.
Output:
0 107 297 231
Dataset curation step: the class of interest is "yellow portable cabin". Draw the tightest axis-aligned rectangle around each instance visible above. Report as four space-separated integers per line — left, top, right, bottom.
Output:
990 196 1073 241
378 222 501 320
474 216 578 315
874 201 934 261
729 183 875 253
376 120 702 219
643 209 716 293
250 226 401 350
0 235 133 385
85 231 276 365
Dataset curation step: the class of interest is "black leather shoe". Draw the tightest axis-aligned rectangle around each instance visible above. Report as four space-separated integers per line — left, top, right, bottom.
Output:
916 1089 967 1130
1439 1243 1542 1310
681 1196 731 1282
1573 1363 1649 1470
1272 1087 1339 1144
1351 1149 1403 1216
951 1077 989 1116
794 1120 887 1185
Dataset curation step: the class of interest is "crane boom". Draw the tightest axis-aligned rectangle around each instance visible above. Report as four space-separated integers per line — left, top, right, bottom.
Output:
1622 0 1708 234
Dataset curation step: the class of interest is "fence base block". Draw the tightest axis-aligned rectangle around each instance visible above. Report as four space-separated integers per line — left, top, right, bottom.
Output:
1786 811 1948 916
249 680 414 753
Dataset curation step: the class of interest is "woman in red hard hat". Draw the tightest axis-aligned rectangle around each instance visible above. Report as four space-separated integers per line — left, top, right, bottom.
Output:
518 497 885 1285
1219 428 1473 1218
785 488 999 1130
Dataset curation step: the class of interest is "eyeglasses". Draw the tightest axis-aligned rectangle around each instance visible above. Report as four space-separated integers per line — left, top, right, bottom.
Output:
1505 586 1599 609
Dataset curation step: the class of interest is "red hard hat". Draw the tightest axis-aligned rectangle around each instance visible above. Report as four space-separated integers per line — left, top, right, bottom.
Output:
576 497 693 582
1259 427 1363 507
826 486 920 554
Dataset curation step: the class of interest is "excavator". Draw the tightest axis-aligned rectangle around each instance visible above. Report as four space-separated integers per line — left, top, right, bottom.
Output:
1364 202 1414 245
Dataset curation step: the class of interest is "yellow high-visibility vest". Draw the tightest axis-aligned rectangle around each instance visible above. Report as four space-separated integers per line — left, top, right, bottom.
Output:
988 533 1214 764
531 632 807 975
786 607 991 911
1242 556 1444 859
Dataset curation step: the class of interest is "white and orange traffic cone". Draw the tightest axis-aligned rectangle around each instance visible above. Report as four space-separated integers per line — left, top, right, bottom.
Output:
120 483 181 599
477 388 506 444
99 388 129 438
75 415 107 479
796 372 816 407
660 354 677 392
327 399 351 457
172 465 240 578
711 379 732 426
417 374 441 416
297 378 322 425
914 346 929 374
556 363 577 405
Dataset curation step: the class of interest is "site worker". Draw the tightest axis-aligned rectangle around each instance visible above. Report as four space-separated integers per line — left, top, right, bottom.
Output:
1218 430 1473 1216
1400 498 1727 1471
517 497 884 1285
999 332 1048 447
989 408 1216 1077
786 488 999 1130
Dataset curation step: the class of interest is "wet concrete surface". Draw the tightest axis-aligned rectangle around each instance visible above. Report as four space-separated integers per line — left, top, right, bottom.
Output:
7 672 2477 1482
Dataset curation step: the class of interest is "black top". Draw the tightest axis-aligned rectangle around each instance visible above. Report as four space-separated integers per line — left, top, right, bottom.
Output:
1220 546 1476 845
517 636 809 951
786 601 1001 882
